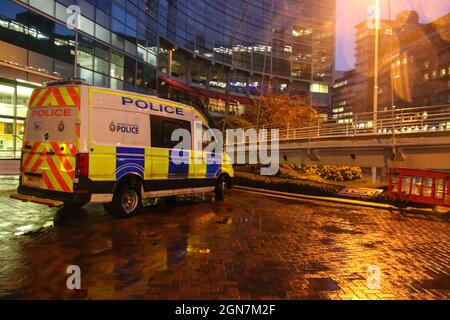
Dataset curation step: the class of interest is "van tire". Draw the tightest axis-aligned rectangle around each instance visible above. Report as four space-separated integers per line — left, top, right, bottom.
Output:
215 175 227 201
63 202 84 211
110 183 142 218
103 202 113 214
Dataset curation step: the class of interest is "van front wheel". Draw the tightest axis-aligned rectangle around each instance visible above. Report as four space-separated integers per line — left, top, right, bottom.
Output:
111 184 142 218
215 175 227 201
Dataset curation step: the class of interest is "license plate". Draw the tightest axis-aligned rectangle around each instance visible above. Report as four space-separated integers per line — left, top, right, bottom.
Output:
24 175 43 188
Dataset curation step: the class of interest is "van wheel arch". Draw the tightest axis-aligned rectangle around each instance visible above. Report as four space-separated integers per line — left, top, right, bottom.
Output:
113 174 144 194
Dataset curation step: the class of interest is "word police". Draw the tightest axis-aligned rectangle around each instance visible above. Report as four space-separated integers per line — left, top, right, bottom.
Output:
109 121 139 134
122 97 184 116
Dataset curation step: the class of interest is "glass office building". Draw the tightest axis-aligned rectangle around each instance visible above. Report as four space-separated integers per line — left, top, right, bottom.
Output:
0 0 336 159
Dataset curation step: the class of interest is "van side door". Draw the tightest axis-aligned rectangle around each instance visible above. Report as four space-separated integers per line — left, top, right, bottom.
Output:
201 124 222 179
149 115 192 180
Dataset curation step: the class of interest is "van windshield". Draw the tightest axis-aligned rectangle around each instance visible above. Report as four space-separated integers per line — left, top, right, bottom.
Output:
25 106 76 142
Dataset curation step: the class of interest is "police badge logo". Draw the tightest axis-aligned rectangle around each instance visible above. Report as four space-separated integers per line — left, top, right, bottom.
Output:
109 121 116 132
58 121 65 132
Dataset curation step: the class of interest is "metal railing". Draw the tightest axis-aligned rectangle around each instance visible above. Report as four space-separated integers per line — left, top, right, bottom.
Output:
236 104 450 142
0 134 23 159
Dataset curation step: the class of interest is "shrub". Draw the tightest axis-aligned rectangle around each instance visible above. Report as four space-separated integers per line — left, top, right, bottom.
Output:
235 172 342 196
236 164 362 182
317 166 362 181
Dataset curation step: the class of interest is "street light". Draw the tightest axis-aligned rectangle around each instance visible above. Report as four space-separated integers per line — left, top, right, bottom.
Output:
168 48 175 99
373 0 380 134
370 0 381 184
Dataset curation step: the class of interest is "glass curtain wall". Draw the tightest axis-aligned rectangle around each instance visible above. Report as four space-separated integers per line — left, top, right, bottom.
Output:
0 79 37 158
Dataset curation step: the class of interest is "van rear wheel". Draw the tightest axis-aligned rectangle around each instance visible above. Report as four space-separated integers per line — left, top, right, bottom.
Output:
110 183 142 218
63 202 84 211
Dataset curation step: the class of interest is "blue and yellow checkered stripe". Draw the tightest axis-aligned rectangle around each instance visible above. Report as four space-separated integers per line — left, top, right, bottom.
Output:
116 147 145 180
89 146 230 181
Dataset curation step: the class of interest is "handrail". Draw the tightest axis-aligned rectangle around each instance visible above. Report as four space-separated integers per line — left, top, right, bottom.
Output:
224 104 450 143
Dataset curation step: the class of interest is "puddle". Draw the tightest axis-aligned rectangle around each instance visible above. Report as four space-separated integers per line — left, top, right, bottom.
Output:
21 226 52 237
320 238 334 245
321 225 364 235
307 277 340 291
413 274 450 291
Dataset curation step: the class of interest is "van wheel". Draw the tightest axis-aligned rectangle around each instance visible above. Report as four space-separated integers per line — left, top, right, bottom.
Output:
103 202 113 214
63 202 84 211
165 196 177 205
111 183 142 218
215 175 227 201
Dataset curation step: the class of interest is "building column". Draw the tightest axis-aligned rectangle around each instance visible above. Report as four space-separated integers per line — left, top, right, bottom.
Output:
371 167 378 183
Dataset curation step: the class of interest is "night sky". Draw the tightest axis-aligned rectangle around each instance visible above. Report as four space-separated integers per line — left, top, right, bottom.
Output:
335 0 450 71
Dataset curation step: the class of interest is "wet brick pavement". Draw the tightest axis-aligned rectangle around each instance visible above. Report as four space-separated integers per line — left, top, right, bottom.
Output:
0 176 449 300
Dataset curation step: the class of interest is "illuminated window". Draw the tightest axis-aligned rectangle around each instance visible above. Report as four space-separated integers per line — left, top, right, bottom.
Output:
30 0 55 17
110 51 124 80
16 86 33 118
95 24 110 43
80 16 94 36
208 98 226 113
0 84 15 117
77 51 94 70
310 83 328 94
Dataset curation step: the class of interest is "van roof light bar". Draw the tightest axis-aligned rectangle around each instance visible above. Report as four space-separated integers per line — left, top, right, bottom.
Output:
45 78 86 87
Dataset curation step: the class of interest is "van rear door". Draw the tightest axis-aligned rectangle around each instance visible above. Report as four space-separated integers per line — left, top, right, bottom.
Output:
21 86 80 193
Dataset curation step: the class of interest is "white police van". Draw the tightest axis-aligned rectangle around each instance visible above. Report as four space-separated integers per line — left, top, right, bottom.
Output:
16 79 234 217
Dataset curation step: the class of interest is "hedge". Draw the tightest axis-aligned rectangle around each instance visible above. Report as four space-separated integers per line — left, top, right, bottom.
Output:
234 171 343 197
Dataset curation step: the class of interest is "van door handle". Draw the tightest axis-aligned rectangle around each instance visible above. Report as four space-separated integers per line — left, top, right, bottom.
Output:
24 145 32 149
46 151 56 155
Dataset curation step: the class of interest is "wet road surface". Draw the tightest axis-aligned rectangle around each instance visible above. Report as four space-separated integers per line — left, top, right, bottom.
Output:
0 177 449 300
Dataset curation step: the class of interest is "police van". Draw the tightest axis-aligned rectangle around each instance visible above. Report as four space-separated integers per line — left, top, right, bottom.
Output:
16 79 234 217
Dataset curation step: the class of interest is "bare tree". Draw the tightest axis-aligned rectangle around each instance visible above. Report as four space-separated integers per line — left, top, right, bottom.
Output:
244 92 318 126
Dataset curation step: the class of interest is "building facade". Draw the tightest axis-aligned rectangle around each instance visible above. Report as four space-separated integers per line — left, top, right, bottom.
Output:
0 0 336 159
331 70 355 124
332 10 450 125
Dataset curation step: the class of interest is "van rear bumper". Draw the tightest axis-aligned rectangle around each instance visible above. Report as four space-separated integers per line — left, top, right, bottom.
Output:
17 185 91 205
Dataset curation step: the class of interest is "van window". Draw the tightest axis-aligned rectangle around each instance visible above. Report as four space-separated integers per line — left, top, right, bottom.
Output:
151 115 191 149
202 125 211 150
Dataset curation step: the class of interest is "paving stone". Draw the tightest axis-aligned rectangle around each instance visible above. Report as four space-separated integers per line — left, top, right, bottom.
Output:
0 180 448 299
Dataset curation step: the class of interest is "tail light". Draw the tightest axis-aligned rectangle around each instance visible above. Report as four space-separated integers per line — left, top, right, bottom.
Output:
75 153 89 178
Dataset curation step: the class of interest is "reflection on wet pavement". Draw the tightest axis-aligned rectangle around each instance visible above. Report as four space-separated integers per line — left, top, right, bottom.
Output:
0 179 449 300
